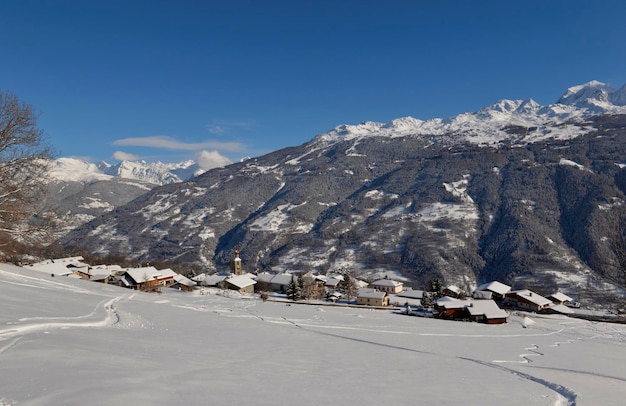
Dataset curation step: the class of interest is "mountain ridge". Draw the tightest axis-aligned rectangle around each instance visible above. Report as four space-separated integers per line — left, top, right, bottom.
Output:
56 81 626 307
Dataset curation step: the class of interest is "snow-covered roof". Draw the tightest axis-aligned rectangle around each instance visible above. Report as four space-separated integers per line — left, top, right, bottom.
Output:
444 285 461 294
90 273 111 282
475 281 511 295
507 290 552 307
254 272 274 283
547 304 575 315
225 275 256 289
435 297 472 309
370 279 403 287
26 257 89 275
90 264 123 274
270 273 295 286
548 292 574 303
473 290 493 300
202 274 227 286
357 288 386 299
397 288 424 299
173 274 196 287
466 300 508 319
325 278 342 288
124 267 177 284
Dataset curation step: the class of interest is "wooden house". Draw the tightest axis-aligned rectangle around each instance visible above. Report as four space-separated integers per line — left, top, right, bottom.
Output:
120 267 177 291
442 285 462 298
434 297 472 319
435 297 508 324
269 273 294 293
473 281 511 301
172 274 197 291
465 300 508 324
547 292 574 305
503 289 552 312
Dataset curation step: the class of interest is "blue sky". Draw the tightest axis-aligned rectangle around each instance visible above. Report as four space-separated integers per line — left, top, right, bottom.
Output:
2 0 626 167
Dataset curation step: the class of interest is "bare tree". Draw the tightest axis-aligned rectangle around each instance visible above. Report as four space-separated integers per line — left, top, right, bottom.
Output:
0 90 53 250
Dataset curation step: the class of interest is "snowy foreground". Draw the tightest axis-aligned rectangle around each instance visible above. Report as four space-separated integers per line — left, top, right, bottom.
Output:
1 264 625 406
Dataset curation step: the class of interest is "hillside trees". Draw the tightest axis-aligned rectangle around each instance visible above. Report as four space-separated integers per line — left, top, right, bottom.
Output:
0 90 53 251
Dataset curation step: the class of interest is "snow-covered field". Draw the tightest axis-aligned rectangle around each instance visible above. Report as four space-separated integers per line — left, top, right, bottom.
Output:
1 264 625 406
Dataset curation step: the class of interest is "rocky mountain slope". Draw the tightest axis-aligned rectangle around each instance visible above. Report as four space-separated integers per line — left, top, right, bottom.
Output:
59 81 626 304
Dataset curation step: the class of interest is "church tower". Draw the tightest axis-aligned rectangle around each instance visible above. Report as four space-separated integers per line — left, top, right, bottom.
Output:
230 247 243 276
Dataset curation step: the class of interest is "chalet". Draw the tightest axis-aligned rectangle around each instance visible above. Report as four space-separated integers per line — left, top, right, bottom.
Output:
224 275 256 294
193 273 227 287
172 274 197 292
269 273 295 293
356 288 389 307
397 288 424 301
120 267 177 291
541 303 574 315
503 289 552 312
325 277 342 290
465 300 508 324
547 292 574 305
473 281 511 301
434 297 472 320
89 264 123 284
369 278 404 294
90 271 113 284
434 297 508 324
442 285 462 298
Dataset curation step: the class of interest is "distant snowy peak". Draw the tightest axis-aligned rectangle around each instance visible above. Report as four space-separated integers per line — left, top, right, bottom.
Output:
50 158 113 182
97 159 203 185
557 80 626 108
50 158 205 185
316 81 626 146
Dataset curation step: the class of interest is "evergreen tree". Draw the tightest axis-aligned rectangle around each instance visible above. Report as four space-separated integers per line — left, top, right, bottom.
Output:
286 274 302 301
297 273 305 296
430 278 443 300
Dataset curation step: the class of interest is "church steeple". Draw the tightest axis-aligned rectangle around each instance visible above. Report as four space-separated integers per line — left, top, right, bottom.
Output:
230 247 243 276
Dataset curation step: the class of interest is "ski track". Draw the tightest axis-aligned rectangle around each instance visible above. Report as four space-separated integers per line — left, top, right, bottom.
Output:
0 296 123 354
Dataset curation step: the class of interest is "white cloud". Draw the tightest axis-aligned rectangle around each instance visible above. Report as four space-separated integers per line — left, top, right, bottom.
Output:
113 135 245 153
195 150 232 170
113 151 140 161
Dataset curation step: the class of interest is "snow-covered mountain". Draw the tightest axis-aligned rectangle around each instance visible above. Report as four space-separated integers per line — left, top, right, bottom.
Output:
51 157 205 185
58 81 626 306
317 80 626 146
41 158 206 237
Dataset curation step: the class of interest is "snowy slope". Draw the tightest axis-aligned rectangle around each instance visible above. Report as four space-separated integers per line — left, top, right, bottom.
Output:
1 263 626 405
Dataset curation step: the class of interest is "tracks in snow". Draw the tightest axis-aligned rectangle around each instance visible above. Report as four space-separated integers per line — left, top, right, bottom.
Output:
0 296 123 355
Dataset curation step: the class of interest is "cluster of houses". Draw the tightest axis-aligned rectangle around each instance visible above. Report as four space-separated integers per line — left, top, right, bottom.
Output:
429 280 579 324
22 255 580 326
23 256 197 292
